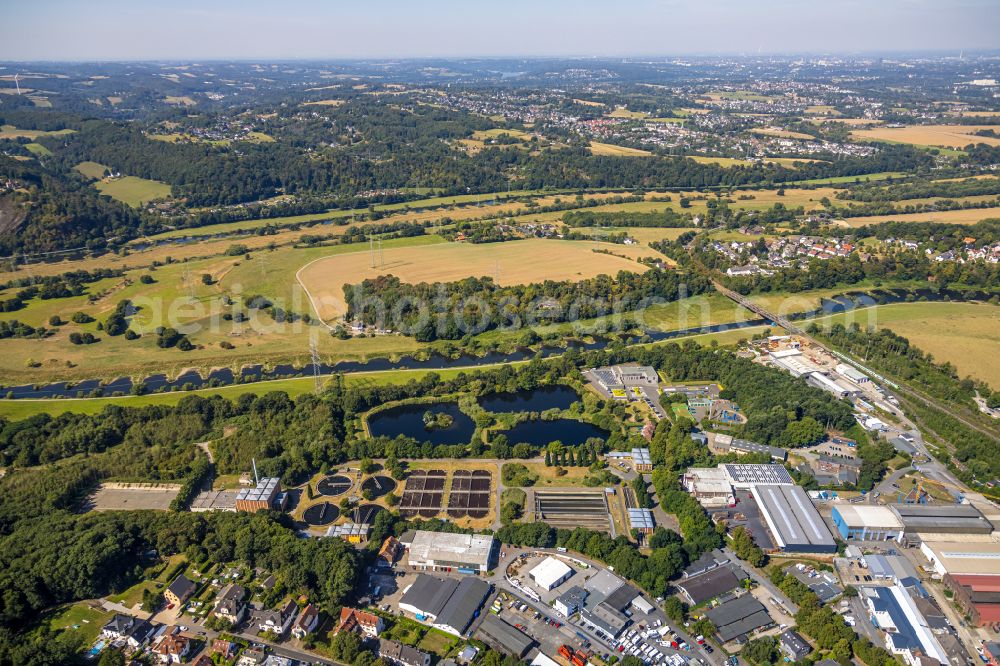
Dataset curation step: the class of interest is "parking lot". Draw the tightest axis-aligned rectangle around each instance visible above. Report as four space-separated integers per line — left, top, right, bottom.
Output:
485 593 583 660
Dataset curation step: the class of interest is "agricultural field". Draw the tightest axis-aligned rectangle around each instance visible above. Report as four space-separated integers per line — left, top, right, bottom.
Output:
805 301 1000 390
296 238 655 320
851 124 1000 149
839 208 1000 227
95 176 172 207
24 142 52 156
641 292 756 331
0 242 443 385
0 124 75 140
686 155 751 167
163 95 196 106
74 161 109 179
607 107 649 119
589 141 653 156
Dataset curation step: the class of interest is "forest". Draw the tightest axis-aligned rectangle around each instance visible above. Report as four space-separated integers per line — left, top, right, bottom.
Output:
344 269 713 341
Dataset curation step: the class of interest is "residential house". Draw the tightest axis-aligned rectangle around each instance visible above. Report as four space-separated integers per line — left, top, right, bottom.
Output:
250 599 298 636
378 536 402 567
780 630 811 661
101 614 135 641
263 657 294 666
292 603 320 639
164 574 197 607
379 638 432 666
213 583 248 625
192 657 214 666
154 633 190 664
211 639 238 660
238 648 268 666
101 614 154 648
336 607 384 638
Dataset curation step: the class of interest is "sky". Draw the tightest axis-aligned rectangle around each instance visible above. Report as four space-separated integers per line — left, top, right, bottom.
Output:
4 0 998 61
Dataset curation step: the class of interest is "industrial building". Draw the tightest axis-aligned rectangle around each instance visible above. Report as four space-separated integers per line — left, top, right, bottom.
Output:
894 504 995 537
832 503 996 543
752 484 837 553
705 594 773 644
577 570 643 641
831 505 905 541
863 554 921 587
682 467 735 507
920 539 1000 626
676 565 742 605
325 522 371 543
627 508 655 534
606 448 653 472
806 372 854 398
708 434 787 461
554 586 588 617
475 614 535 657
685 464 834 553
402 530 496 574
235 477 281 512
190 489 238 512
835 363 870 384
529 557 574 591
398 574 490 636
723 464 793 487
863 586 948 664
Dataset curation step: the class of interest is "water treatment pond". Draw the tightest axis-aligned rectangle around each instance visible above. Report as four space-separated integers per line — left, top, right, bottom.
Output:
479 385 581 413
367 401 475 445
503 418 609 447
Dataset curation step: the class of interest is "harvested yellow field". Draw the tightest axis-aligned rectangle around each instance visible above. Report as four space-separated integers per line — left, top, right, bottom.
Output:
852 124 1000 148
809 302 1000 390
163 96 196 106
302 99 345 106
590 141 653 156
573 98 605 107
945 111 1000 119
766 157 827 167
472 128 533 140
608 107 648 119
840 208 1000 227
296 238 653 321
806 105 840 115
0 124 74 140
687 156 751 167
589 142 653 157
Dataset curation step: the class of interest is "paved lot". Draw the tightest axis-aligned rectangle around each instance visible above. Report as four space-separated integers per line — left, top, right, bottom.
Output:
85 484 179 511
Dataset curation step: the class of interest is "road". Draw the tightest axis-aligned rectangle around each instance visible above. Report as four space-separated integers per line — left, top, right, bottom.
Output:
719 548 798 616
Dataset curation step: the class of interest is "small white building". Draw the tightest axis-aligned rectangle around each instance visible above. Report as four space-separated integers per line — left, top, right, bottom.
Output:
836 363 870 384
529 557 573 591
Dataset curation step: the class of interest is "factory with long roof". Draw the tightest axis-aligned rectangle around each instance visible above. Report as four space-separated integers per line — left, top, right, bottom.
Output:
683 464 836 553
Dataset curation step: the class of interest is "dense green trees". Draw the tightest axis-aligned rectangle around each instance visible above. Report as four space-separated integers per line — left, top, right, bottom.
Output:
346 269 711 341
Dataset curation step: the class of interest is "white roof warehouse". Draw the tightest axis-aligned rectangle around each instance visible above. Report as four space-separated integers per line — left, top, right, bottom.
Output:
752 484 837 553
403 530 496 574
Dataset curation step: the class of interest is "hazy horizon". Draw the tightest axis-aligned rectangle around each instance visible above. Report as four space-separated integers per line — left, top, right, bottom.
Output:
4 0 998 62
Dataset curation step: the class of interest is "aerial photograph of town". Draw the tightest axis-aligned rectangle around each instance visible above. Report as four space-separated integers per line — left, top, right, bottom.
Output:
0 1 998 665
